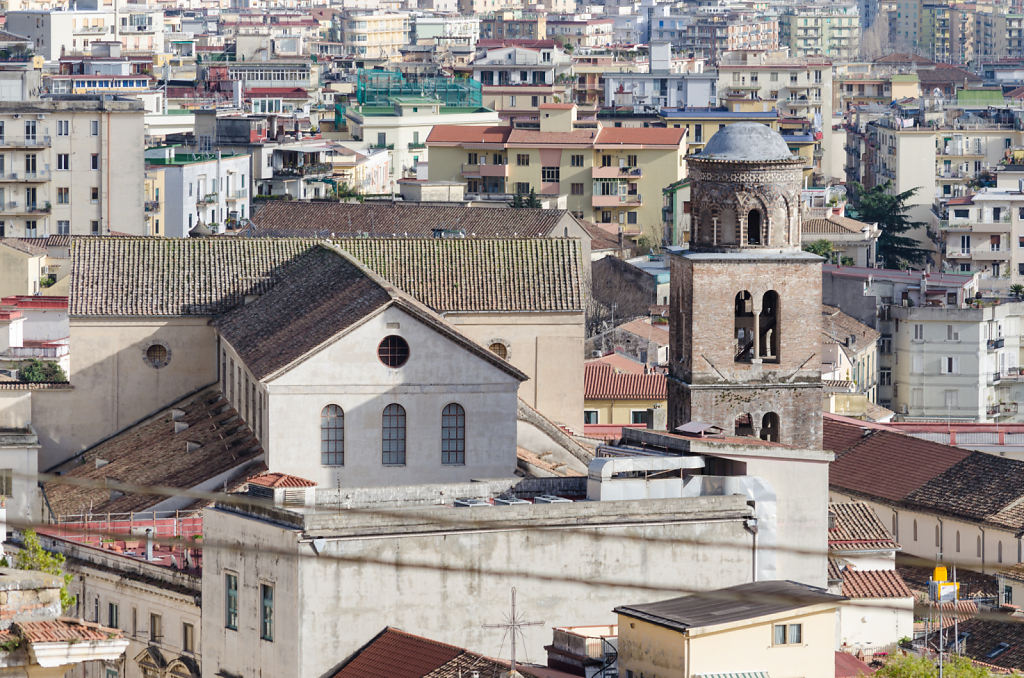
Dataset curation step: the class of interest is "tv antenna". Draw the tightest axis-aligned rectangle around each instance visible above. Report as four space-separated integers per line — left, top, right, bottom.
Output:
482 587 544 674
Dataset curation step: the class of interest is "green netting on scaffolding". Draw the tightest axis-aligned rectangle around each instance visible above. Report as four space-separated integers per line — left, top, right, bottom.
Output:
355 69 482 108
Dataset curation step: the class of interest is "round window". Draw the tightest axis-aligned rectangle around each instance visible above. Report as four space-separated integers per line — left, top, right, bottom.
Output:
377 335 410 368
489 342 508 359
144 342 171 369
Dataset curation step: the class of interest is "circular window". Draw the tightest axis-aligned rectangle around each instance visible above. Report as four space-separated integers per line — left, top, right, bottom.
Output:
144 342 171 369
377 335 410 368
489 342 508 359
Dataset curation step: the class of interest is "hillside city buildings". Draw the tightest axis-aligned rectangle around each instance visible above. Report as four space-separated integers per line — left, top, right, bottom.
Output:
7 0 1024 676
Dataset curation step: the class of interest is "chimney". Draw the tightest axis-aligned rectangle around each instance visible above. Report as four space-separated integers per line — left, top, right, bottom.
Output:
145 528 154 561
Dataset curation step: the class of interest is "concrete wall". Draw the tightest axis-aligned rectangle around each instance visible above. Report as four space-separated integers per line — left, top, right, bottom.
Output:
839 596 913 653
255 305 521 487
32 318 216 468
0 428 40 525
201 495 757 678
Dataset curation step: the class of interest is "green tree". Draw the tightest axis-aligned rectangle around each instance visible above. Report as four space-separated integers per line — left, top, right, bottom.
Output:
7 530 76 611
803 239 835 258
508 192 525 208
875 653 993 678
1011 283 1024 300
850 181 930 268
17 359 66 383
525 188 541 208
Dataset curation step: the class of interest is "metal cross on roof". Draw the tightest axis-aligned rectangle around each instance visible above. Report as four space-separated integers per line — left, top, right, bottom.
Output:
482 587 544 674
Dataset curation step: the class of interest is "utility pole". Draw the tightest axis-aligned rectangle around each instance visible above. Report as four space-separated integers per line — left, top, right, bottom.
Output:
482 588 544 674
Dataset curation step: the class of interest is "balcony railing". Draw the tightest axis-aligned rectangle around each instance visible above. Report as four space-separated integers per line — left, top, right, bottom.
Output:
988 337 1005 350
275 162 333 177
0 136 52 148
144 200 160 212
592 166 643 179
197 192 218 204
226 189 246 200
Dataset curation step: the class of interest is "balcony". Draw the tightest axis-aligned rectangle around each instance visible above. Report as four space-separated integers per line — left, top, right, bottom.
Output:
226 189 246 201
970 220 1011 233
972 248 1010 260
144 200 160 213
592 166 643 179
0 170 51 182
275 162 333 178
988 401 1018 416
0 136 52 149
593 193 642 207
197 192 217 204
1 201 51 215
988 337 1005 350
408 142 426 149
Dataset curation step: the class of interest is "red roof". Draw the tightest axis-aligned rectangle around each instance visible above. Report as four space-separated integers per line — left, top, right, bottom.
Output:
841 569 913 599
835 651 876 677
332 628 465 678
585 362 666 400
15 618 123 643
1 295 68 309
946 195 975 205
245 87 308 99
249 472 316 488
595 126 686 146
427 125 511 144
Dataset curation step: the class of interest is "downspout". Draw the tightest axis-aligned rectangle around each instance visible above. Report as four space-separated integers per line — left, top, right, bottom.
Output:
105 106 111 233
938 517 943 556
745 517 759 582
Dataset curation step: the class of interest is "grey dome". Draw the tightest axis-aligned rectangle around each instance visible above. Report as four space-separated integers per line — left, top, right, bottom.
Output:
698 122 795 162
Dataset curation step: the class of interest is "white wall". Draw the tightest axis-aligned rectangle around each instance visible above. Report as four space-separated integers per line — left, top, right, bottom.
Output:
839 596 913 653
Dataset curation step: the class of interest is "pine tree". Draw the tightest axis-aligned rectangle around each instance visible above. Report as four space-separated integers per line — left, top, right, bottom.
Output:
850 181 930 268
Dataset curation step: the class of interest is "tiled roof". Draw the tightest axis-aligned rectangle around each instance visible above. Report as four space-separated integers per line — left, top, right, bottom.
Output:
426 124 511 144
905 453 1024 529
248 472 317 488
584 362 666 400
215 246 392 379
617 318 670 347
828 556 845 582
0 382 73 390
507 128 599 145
841 569 913 599
331 627 559 678
248 202 575 239
950 616 1024 671
0 239 46 256
835 651 876 677
69 237 584 316
43 387 263 516
803 215 873 235
587 352 647 374
595 126 686 146
822 305 881 357
826 416 970 502
828 501 899 552
14 618 123 643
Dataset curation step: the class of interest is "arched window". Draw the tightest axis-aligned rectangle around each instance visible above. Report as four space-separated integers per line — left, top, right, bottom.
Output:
489 342 508 359
759 291 780 363
441 403 466 465
321 405 344 466
746 209 762 245
382 404 406 465
760 412 780 443
913 519 918 541
734 413 753 437
735 291 754 363
956 530 961 553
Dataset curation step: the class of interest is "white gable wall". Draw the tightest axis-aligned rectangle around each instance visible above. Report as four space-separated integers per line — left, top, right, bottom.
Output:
241 305 519 488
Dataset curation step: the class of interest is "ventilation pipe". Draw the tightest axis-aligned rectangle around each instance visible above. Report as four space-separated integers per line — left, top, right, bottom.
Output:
145 528 154 561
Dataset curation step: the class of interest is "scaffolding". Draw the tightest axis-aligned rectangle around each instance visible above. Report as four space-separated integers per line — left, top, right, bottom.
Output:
355 69 482 108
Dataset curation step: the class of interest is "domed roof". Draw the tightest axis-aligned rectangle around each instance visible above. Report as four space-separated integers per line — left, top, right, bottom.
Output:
698 122 795 162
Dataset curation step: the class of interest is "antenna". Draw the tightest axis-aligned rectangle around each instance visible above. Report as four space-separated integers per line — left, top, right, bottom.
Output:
482 587 543 673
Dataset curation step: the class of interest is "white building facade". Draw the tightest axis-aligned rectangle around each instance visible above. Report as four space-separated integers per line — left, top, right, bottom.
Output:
144 148 250 237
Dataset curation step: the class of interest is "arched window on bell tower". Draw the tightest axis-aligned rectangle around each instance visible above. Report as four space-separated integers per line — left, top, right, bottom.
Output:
735 291 754 362
759 290 780 363
760 412 780 442
734 412 754 437
746 209 762 245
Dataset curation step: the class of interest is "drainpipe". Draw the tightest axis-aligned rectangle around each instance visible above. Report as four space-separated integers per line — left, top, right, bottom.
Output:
744 517 759 582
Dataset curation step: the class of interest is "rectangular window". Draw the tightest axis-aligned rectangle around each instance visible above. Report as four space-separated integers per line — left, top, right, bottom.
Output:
90 220 100 235
182 622 194 653
57 219 69 235
601 154 612 167
913 324 924 341
630 410 650 425
260 584 274 641
947 324 959 341
57 153 69 170
584 410 598 424
24 220 36 238
91 187 99 203
91 154 99 170
773 623 802 645
1005 585 1013 605
571 182 584 195
880 369 892 386
225 573 238 630
627 212 638 224
57 187 69 204
108 602 119 628
516 153 530 166
0 469 12 497
57 120 69 136
571 154 584 167
626 154 638 167
514 182 530 195
467 152 478 164
940 356 959 374
542 166 559 182
25 154 35 174
150 613 162 642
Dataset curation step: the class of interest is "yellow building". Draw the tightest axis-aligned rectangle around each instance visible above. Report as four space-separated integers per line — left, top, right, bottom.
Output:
341 12 409 60
144 167 165 236
426 103 686 241
583 361 666 426
615 580 842 678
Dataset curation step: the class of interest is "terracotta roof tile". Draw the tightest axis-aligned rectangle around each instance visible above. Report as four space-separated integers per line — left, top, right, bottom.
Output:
587 352 647 374
584 362 666 399
836 651 876 677
248 472 317 488
44 387 263 516
945 616 1024 671
841 569 913 599
804 215 873 235
617 318 670 347
595 126 686 146
828 502 899 552
507 128 599 145
426 125 511 144
0 238 46 256
69 237 584 316
15 618 123 643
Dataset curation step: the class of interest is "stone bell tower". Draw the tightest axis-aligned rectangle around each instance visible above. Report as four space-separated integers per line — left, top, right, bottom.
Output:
668 122 823 449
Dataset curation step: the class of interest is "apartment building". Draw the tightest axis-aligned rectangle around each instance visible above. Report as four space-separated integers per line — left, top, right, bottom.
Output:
426 103 686 241
6 3 164 60
545 18 615 49
921 4 975 65
479 11 546 41
470 41 573 119
144 167 164 236
648 12 778 63
892 301 1024 422
602 43 716 111
717 50 834 178
144 147 250 237
344 96 500 188
778 4 861 61
977 12 1024 61
0 96 145 239
340 12 409 60
858 116 937 224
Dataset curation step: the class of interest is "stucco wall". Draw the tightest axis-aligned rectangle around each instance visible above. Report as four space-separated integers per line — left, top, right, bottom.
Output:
32 318 216 468
253 305 521 487
838 596 913 653
201 495 757 678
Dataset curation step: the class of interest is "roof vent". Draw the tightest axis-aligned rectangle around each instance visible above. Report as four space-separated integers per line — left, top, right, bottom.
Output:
95 458 109 469
674 421 723 437
185 441 201 453
174 421 190 434
454 497 490 507
170 408 186 421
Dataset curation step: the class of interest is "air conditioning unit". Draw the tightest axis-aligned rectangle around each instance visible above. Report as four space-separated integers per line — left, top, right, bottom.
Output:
493 496 530 506
454 497 490 507
534 494 572 504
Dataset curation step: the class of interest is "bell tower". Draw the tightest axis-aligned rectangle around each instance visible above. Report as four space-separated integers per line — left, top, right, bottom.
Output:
668 123 823 449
